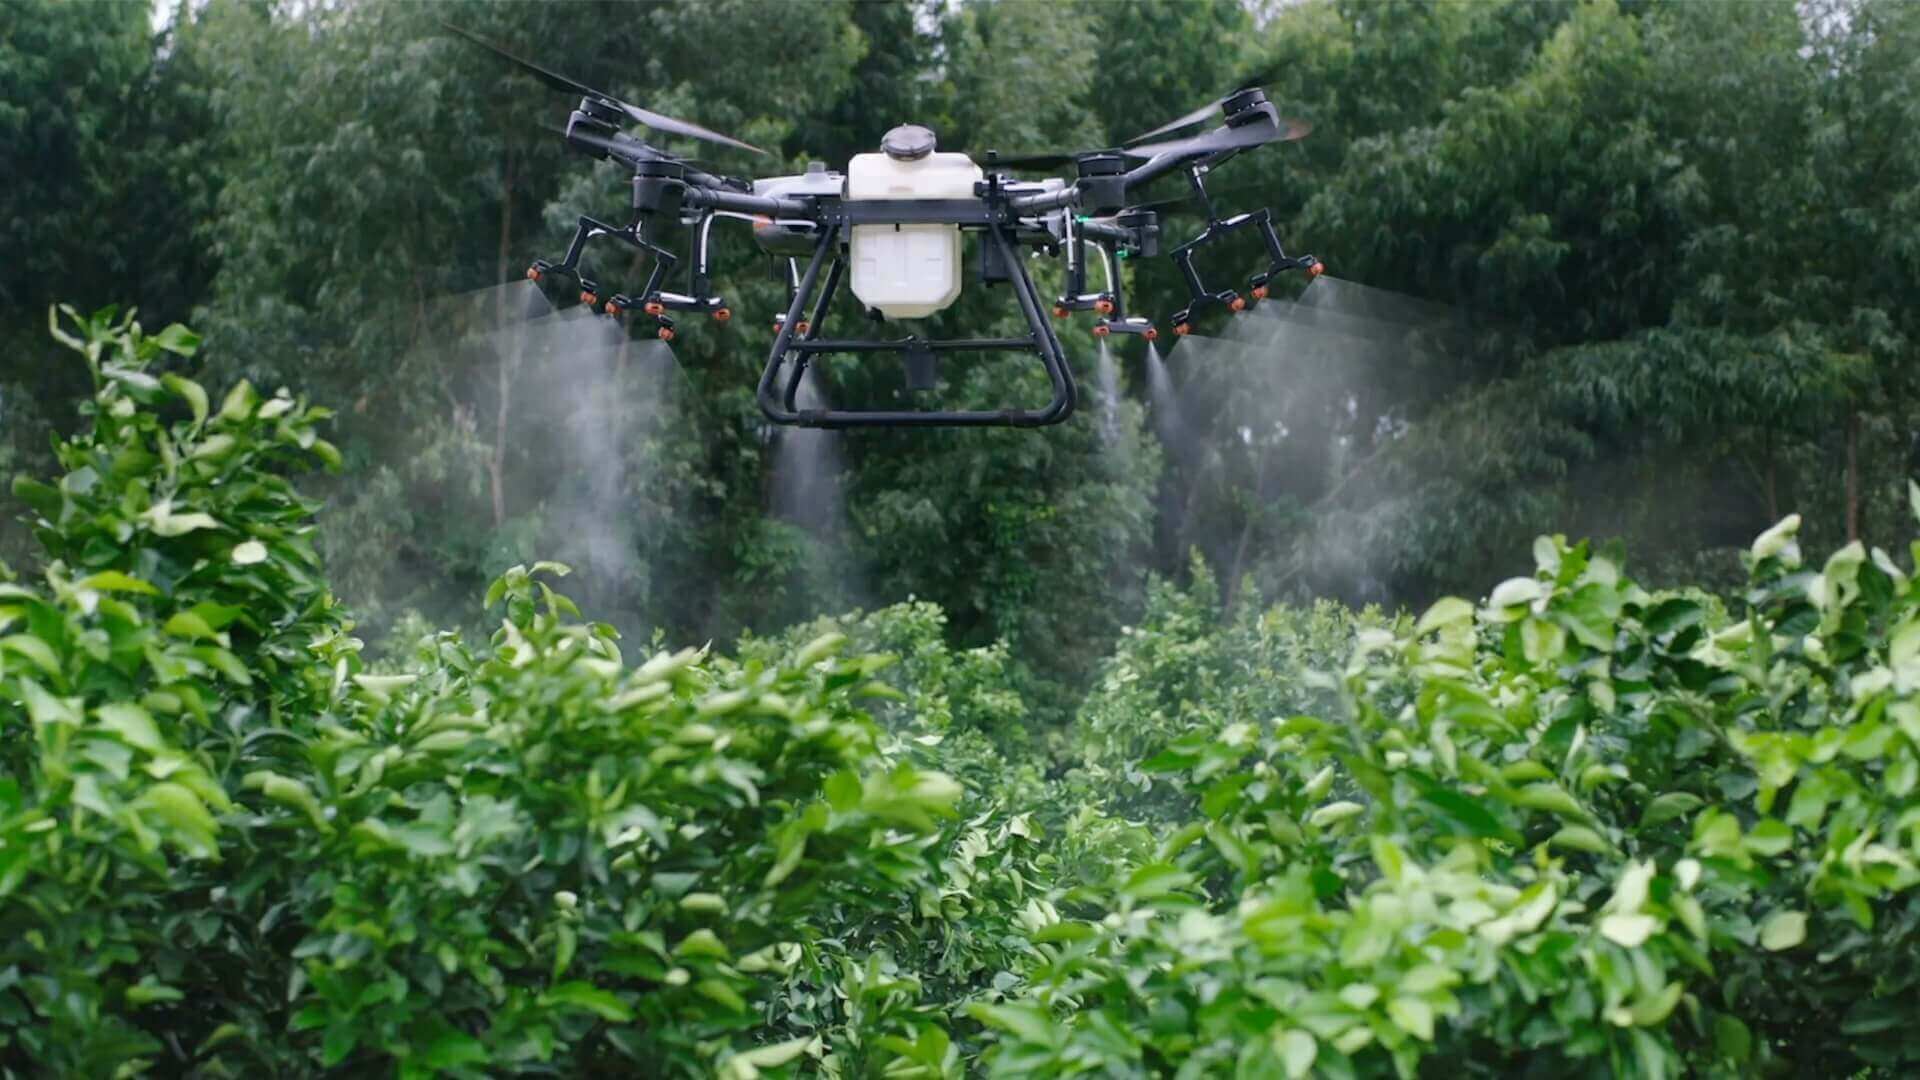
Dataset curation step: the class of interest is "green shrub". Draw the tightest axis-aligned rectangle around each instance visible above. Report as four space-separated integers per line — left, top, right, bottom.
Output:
8 307 1920 1078
2 310 965 1077
975 528 1920 1077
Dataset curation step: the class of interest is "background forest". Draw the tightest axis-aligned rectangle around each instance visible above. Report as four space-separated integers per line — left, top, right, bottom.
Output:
7 0 1920 1076
7 0 1917 713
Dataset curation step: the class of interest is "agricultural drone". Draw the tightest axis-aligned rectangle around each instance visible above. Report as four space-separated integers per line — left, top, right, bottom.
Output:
449 26 1322 428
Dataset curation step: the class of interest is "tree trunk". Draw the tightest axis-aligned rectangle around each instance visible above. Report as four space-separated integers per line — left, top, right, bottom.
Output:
489 151 516 528
1764 429 1779 522
1223 447 1270 613
1845 409 1860 543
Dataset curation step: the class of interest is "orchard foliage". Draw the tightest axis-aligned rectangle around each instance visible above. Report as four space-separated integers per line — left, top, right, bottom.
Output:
12 0 1918 687
10 312 1920 1075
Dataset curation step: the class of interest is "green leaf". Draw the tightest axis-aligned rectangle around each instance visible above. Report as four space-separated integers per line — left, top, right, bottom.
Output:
764 825 809 888
967 1002 1058 1046
417 1023 488 1069
1416 597 1475 636
96 703 163 752
1714 1014 1753 1062
1388 996 1435 1041
1640 792 1703 828
1277 1029 1316 1079
1120 862 1193 902
322 1022 358 1067
164 611 219 640
12 476 62 518
2 634 63 679
125 976 185 1005
77 570 159 595
1599 913 1660 948
1760 910 1806 951
1743 818 1793 857
1750 514 1802 565
674 928 731 961
19 677 81 726
163 373 209 423
137 782 220 856
244 771 331 832
1417 785 1517 842
695 978 747 1013
219 379 259 421
1309 800 1367 828
145 503 221 536
1549 825 1611 854
794 631 847 668
540 981 633 1023
732 1036 813 1069
153 323 201 357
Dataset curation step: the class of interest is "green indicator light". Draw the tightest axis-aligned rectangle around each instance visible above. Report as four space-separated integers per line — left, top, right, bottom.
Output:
1075 215 1091 223
1116 250 1129 259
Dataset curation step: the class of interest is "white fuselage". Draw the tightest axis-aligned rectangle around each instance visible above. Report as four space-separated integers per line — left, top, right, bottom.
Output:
844 148 983 319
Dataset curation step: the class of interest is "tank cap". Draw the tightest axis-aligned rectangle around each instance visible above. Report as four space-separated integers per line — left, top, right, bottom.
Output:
881 124 937 161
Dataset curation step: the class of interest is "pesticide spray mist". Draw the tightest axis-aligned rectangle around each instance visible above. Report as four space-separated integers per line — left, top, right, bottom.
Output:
1144 341 1196 468
452 287 680 629
1094 338 1123 449
770 361 848 538
1146 274 1465 605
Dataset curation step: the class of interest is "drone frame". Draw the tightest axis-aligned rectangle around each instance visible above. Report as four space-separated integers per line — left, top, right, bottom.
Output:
463 23 1323 429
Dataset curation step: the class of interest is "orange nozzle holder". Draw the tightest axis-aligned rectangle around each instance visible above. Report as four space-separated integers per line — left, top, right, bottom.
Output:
1091 323 1110 337
1251 285 1269 300
795 320 810 336
580 291 597 306
1308 261 1325 278
1173 322 1191 336
1143 327 1159 342
1229 296 1247 312
1052 305 1069 319
712 307 731 322
1094 299 1115 315
657 327 675 342
604 301 622 317
526 267 542 282
643 301 665 316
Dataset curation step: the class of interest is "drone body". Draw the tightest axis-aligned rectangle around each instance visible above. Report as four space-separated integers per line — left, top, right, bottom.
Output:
449 26 1322 428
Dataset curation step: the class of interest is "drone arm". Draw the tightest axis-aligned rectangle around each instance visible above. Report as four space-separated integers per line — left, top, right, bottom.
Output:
681 186 813 219
1120 150 1200 195
1008 187 1079 215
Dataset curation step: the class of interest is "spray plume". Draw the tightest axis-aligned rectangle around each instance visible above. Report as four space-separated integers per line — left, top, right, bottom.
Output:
770 360 849 539
1094 338 1125 451
1145 275 1466 606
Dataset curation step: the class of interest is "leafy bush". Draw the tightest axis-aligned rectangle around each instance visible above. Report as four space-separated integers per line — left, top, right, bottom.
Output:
975 528 1920 1078
8 308 1920 1077
2 310 965 1077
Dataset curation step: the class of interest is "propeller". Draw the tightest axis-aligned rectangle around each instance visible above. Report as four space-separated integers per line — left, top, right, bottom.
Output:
967 148 1125 172
1095 181 1271 216
1124 116 1311 161
1122 63 1286 146
442 23 767 156
542 123 718 172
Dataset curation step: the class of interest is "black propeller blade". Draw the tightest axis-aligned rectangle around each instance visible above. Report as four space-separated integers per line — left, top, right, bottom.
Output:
1123 63 1286 146
1101 181 1271 215
977 149 1125 171
1124 116 1311 161
442 23 767 156
542 123 718 172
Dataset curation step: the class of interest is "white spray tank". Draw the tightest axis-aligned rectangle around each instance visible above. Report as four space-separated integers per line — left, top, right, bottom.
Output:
845 125 982 319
